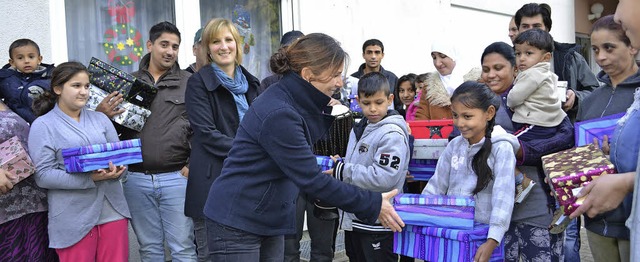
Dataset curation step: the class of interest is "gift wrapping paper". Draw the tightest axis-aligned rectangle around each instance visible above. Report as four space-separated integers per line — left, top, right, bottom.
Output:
88 57 157 109
394 194 475 230
541 144 615 215
408 159 437 181
394 223 504 262
0 136 35 185
86 85 151 132
62 139 143 173
316 155 334 171
574 112 624 147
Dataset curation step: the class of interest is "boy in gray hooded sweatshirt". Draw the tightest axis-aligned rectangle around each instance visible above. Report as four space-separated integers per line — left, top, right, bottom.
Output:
329 72 410 262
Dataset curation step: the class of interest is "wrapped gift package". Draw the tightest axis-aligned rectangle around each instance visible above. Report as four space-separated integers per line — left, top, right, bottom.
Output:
408 120 454 139
413 139 448 160
574 112 624 147
88 57 157 108
316 155 334 171
541 144 616 215
0 136 35 185
408 159 437 181
86 84 151 132
394 194 475 230
394 223 504 262
62 139 143 173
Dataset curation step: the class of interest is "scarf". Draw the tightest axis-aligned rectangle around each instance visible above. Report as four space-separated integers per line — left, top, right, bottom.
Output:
211 63 249 120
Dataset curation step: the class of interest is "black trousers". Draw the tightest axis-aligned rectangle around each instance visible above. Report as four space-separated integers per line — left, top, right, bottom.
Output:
344 230 397 262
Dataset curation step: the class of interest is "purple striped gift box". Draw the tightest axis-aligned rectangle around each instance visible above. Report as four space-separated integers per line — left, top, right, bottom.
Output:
574 112 624 147
394 223 504 262
61 139 143 173
408 159 437 181
394 194 476 230
315 155 334 171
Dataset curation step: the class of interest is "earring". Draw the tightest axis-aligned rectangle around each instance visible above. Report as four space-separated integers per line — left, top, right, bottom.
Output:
208 53 214 60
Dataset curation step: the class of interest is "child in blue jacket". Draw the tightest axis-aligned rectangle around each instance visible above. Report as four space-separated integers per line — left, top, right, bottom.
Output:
0 39 54 123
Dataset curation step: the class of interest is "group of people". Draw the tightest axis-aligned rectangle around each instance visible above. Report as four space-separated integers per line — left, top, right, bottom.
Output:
1 1 640 262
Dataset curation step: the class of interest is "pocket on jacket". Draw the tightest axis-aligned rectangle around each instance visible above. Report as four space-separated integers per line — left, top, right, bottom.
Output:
254 182 275 214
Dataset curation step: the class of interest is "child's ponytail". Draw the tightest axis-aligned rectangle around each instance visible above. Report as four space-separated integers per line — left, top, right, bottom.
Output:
32 61 89 117
450 81 501 194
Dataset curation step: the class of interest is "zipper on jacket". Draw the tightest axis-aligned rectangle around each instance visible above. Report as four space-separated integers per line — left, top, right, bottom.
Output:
600 88 617 118
603 219 609 235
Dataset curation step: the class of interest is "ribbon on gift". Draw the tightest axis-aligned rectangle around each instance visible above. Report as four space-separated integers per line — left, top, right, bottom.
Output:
574 112 624 147
62 139 143 173
394 223 504 262
394 194 476 230
0 136 35 185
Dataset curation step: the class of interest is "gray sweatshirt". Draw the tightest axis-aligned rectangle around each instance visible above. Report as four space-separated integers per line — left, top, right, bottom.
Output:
28 105 130 248
334 112 410 232
422 126 518 243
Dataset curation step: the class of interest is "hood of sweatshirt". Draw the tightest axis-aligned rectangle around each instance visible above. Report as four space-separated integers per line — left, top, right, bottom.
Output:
353 110 410 141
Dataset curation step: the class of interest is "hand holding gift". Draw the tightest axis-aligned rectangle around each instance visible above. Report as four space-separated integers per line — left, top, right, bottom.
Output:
96 91 125 118
379 189 404 232
91 161 126 181
569 172 635 219
0 168 15 194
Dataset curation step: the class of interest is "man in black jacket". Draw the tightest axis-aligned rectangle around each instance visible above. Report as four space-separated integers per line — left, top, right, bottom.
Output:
515 3 598 123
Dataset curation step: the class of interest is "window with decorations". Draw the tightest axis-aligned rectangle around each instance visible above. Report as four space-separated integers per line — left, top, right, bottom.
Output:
64 0 175 72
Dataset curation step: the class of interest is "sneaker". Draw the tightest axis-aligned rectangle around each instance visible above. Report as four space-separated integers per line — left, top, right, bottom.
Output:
515 176 536 204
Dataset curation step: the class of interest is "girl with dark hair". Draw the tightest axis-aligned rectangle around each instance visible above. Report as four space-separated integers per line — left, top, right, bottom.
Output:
421 81 518 262
480 41 575 262
203 33 403 261
394 74 416 118
28 61 130 261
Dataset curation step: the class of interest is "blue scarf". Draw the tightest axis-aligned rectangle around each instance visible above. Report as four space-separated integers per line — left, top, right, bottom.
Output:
211 63 249 120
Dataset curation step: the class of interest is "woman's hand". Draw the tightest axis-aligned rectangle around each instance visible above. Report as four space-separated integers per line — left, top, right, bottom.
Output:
378 189 404 232
593 135 610 155
0 169 16 194
570 172 635 219
562 89 576 112
96 91 126 118
473 239 498 262
328 98 341 106
91 162 126 182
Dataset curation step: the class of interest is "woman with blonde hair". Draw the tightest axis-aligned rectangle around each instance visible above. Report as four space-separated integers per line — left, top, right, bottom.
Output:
184 18 260 261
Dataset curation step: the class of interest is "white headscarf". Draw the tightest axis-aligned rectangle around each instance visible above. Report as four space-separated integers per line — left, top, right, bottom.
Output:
431 40 464 95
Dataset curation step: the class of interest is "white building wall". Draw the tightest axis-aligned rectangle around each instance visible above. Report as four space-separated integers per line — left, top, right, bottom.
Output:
1 0 576 77
0 0 53 66
289 0 576 77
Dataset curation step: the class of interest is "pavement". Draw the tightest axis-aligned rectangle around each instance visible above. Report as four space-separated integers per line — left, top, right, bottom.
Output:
298 225 595 262
127 219 594 261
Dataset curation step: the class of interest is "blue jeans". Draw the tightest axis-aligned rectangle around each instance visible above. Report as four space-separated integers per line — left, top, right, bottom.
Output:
564 218 581 262
207 219 284 262
123 171 196 262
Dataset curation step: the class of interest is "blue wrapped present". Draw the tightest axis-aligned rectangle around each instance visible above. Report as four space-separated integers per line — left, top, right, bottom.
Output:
394 194 475 230
316 155 335 171
61 139 143 173
394 223 504 262
408 159 437 181
574 112 624 147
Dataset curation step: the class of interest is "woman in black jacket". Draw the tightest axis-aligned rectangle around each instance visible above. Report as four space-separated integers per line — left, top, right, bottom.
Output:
184 18 260 262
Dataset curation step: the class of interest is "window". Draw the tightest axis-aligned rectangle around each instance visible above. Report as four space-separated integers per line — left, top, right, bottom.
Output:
65 0 175 72
200 0 281 80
